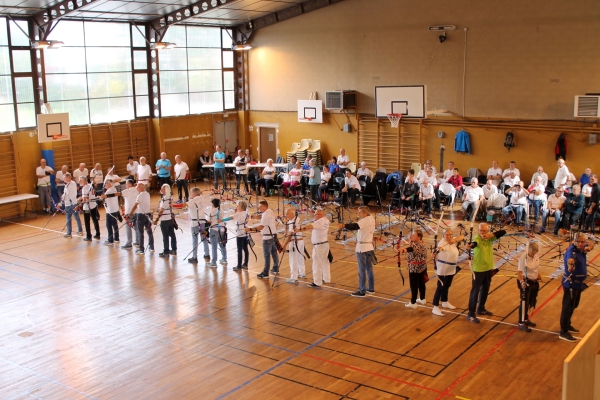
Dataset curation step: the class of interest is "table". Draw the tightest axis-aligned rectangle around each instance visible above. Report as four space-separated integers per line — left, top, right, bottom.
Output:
0 193 39 218
202 163 288 168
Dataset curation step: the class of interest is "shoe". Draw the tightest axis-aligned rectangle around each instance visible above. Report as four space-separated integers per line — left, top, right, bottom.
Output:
204 255 211 262
257 273 268 278
568 325 580 333
171 250 177 255
114 240 120 243
538 228 546 234
159 252 169 257
553 231 558 235
416 298 426 305
477 309 493 316
233 266 242 271
405 302 417 309
442 301 456 309
467 315 480 324
64 234 72 239
559 332 577 342
286 278 298 283
83 237 92 242
133 242 140 247
367 289 375 294
308 283 320 288
270 270 280 275
188 258 198 264
242 265 248 270
77 232 83 236
219 259 227 265
298 274 306 279
351 291 366 297
104 240 113 245
149 248 154 253
432 306 445 316
518 324 532 332
121 244 133 249
207 263 217 268
174 200 182 204
94 235 100 240
524 320 537 327
135 250 144 255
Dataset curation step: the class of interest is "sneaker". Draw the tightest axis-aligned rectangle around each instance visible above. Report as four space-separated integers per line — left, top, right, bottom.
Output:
518 324 532 332
104 240 113 245
257 273 268 278
432 306 445 316
568 325 580 333
351 291 366 297
83 237 92 242
233 266 242 271
133 242 140 247
64 234 72 239
416 298 426 305
366 289 375 294
170 250 177 255
121 244 133 249
114 240 120 243
77 231 83 236
466 315 480 324
174 200 182 204
219 259 227 265
207 263 217 268
298 274 307 279
93 235 100 240
270 270 279 275
308 283 320 288
242 265 248 270
203 255 211 262
136 250 144 255
559 332 577 342
477 309 493 316
442 301 456 309
286 278 298 284
538 228 546 234
524 320 537 327
405 302 417 309
149 248 154 253
188 258 198 264
159 252 169 258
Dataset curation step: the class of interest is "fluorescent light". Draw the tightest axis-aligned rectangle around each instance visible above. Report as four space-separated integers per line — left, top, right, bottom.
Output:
232 43 252 51
31 40 64 49
151 42 176 50
48 40 64 49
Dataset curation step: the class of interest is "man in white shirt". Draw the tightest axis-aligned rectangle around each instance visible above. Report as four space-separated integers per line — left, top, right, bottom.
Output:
120 179 139 249
79 176 100 241
73 163 88 185
481 179 499 215
299 208 331 288
530 166 548 187
173 155 189 203
339 206 375 297
137 157 153 189
419 178 435 217
502 181 528 225
58 173 82 238
233 149 249 194
246 200 279 279
337 148 349 173
55 165 68 201
440 161 455 182
527 176 546 222
462 178 484 221
342 169 361 205
487 160 503 187
186 187 210 264
101 179 121 245
126 156 139 181
36 158 54 213
540 187 566 234
129 182 154 254
423 159 437 175
502 161 520 181
554 158 570 189
356 162 371 181
281 208 306 283
503 171 520 193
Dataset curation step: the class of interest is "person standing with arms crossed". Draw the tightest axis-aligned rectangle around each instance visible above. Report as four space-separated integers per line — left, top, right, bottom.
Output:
339 206 375 297
155 152 172 188
213 145 227 190
297 209 331 288
36 159 54 213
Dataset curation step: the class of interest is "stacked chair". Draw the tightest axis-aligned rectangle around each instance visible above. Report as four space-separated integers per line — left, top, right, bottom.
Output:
307 140 323 166
286 142 300 163
286 139 312 164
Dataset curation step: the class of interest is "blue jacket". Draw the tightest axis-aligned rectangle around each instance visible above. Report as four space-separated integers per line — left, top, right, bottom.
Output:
454 129 471 154
563 244 588 289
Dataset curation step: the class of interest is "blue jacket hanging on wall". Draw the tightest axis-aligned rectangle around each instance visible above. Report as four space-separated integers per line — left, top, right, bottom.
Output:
454 129 471 154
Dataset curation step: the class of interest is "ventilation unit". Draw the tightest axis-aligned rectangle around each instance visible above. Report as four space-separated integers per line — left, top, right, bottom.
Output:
574 95 600 117
325 90 357 110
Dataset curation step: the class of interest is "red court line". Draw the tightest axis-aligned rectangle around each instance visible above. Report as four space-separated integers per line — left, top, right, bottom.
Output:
301 353 455 397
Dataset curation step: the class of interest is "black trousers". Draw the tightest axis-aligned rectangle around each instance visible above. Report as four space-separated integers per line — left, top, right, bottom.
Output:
432 274 455 306
257 178 274 195
421 197 433 213
560 287 582 333
160 219 177 252
157 176 171 188
517 279 538 324
176 179 189 201
83 208 100 238
236 173 249 192
237 236 249 267
342 188 360 205
136 213 154 250
409 271 426 304
468 270 493 316
310 184 319 201
401 196 417 209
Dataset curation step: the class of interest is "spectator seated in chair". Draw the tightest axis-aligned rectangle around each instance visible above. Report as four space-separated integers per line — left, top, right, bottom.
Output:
527 176 546 222
540 186 566 234
318 165 332 201
502 181 529 225
356 162 372 183
562 184 584 230
447 168 463 201
282 161 303 196
337 169 361 206
400 170 419 211
462 178 484 221
419 178 435 217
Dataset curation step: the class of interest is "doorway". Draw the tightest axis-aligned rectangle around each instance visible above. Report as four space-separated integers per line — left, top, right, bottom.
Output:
258 127 277 163
214 119 237 153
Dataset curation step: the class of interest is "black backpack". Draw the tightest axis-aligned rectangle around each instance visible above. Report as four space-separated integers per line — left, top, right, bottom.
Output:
504 132 515 152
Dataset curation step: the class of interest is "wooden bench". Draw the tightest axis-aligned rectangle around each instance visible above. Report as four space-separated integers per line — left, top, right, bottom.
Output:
0 193 39 219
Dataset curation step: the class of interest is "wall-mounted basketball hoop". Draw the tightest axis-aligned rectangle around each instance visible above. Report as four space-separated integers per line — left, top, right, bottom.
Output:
387 113 402 128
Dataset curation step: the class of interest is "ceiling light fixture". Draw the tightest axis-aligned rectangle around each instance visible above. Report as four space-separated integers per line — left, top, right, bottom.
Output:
232 43 252 51
31 40 64 49
151 42 177 50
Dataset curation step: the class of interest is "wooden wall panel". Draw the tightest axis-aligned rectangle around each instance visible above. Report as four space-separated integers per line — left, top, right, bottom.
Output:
0 135 19 218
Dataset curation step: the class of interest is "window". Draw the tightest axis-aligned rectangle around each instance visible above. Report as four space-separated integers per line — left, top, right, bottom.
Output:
0 19 15 132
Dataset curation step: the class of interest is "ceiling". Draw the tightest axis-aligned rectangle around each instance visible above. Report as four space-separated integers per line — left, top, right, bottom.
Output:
0 0 311 27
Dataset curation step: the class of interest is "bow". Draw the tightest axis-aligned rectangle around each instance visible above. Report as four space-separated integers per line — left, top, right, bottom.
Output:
396 228 405 285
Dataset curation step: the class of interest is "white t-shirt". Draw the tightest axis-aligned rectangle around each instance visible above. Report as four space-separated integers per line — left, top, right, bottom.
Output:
547 194 566 210
356 168 371 178
463 186 483 202
420 183 434 199
36 166 53 186
531 172 548 187
82 183 97 210
55 171 66 187
321 172 331 185
135 191 151 214
174 162 189 180
262 166 275 180
503 167 520 179
555 165 570 187
137 164 152 183
90 169 103 185
187 197 205 221
289 168 303 182
487 167 502 179
126 161 139 177
105 173 120 185
104 186 120 213
73 168 88 181
482 184 498 199
582 184 593 198
416 169 428 183
528 183 546 201
337 154 349 167
420 176 438 187
159 196 172 221
232 211 248 237
504 175 519 187
436 239 460 276
509 189 528 206
443 169 454 180
63 181 78 206
259 208 277 240
233 156 247 175
121 187 138 214
286 216 303 241
518 252 540 280
345 176 361 190
356 216 375 253
311 217 329 243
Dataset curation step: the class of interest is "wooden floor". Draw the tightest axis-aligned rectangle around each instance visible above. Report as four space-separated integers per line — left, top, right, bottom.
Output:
1 187 599 399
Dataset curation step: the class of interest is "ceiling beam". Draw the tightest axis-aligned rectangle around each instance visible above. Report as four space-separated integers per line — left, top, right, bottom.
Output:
32 0 101 38
149 0 242 42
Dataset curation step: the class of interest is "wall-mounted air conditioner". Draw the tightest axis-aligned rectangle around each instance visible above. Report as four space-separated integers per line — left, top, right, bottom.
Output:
325 90 357 110
574 95 600 117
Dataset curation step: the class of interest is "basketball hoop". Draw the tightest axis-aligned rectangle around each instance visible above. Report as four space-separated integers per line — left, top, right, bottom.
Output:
387 114 402 128
299 117 313 122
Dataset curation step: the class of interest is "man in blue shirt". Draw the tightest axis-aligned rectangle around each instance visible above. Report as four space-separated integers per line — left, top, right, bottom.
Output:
560 233 595 342
213 144 227 190
155 152 172 188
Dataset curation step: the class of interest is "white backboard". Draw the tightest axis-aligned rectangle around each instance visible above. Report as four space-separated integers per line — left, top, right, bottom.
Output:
37 113 70 143
297 100 323 123
375 85 427 118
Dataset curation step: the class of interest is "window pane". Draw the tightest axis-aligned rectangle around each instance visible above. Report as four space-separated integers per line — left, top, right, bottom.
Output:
222 29 233 49
136 95 149 117
47 20 84 46
0 47 10 75
88 72 133 98
158 48 187 70
0 18 8 46
223 71 234 91
162 26 186 47
135 73 148 96
160 71 187 94
0 104 15 132
0 74 12 104
189 70 222 92
161 93 189 116
12 50 31 73
50 100 89 125
189 91 223 114
132 25 147 47
17 103 35 128
89 96 134 124
46 74 88 101
133 51 147 70
187 26 221 48
223 50 234 68
85 22 130 47
86 48 131 72
44 47 86 73
15 77 33 103
188 48 221 70
9 20 29 46
224 91 235 109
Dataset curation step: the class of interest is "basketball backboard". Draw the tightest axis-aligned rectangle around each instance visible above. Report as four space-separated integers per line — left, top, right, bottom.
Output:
297 100 323 123
375 85 427 118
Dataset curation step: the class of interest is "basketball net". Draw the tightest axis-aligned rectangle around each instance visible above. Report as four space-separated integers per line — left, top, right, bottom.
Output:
387 114 402 128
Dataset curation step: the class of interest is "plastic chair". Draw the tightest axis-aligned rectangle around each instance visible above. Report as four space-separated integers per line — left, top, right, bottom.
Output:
348 162 357 173
439 182 456 209
411 163 421 175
